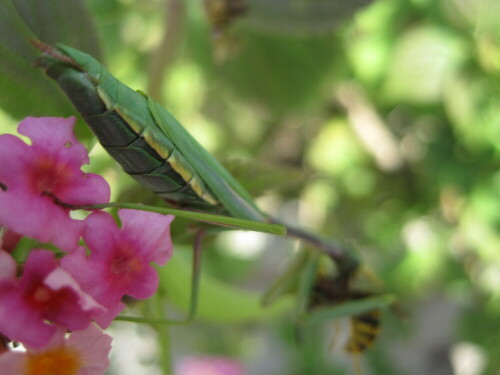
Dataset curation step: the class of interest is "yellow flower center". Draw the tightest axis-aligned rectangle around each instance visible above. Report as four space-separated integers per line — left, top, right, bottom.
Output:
25 347 82 375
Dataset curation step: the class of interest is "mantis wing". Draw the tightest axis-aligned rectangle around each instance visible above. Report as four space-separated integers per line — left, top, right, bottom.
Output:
147 97 264 221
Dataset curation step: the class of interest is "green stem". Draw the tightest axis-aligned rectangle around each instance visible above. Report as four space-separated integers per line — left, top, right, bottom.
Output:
151 293 172 375
80 202 286 235
114 315 191 325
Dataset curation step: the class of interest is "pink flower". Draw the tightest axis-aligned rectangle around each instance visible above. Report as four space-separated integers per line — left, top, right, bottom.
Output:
0 250 106 348
176 356 245 375
0 117 110 252
62 209 174 327
0 324 112 375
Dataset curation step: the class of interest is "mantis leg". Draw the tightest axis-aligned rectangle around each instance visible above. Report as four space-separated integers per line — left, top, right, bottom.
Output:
184 228 204 322
260 249 310 307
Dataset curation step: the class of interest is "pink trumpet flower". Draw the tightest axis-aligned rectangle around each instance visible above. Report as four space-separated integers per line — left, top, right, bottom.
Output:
62 209 174 327
0 117 110 252
0 250 106 348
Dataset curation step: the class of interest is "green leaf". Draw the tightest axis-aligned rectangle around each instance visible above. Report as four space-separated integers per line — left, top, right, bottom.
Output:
11 0 102 60
0 0 101 122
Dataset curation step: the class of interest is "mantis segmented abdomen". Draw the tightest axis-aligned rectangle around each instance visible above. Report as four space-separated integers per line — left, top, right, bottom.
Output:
37 43 220 210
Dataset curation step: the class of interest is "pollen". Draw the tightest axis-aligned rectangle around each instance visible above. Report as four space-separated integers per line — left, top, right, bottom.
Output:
25 346 82 375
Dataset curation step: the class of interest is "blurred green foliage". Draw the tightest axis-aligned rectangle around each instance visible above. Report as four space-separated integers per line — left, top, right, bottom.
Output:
1 0 500 374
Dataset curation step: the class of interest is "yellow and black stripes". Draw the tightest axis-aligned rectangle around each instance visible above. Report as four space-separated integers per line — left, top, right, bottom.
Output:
345 309 380 353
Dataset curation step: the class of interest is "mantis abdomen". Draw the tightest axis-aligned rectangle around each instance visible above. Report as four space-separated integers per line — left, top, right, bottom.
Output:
37 44 219 210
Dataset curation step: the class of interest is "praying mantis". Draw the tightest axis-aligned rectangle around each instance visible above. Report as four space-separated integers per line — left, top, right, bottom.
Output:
32 41 393 354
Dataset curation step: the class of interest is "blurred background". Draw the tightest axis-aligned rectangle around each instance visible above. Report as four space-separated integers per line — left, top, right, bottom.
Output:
1 0 500 374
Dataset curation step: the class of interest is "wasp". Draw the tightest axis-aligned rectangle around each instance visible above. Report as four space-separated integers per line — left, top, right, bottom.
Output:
309 269 382 354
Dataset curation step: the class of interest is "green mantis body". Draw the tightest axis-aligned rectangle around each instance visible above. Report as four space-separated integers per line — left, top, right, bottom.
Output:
35 42 262 221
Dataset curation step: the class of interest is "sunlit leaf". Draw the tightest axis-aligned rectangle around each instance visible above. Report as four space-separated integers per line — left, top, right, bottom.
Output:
0 0 102 127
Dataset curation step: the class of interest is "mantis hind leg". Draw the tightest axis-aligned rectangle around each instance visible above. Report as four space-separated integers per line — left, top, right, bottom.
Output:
183 228 205 322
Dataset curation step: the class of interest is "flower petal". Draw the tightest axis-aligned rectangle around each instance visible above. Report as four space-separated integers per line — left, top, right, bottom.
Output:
0 134 33 188
0 250 16 280
0 189 84 252
126 263 159 299
57 172 110 206
18 117 90 166
82 211 120 262
66 324 112 375
119 209 174 265
44 267 107 328
0 250 105 348
0 351 24 374
0 280 57 348
0 117 111 252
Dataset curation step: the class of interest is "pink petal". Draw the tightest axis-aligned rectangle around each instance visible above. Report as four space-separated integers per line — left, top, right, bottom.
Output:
0 281 57 348
94 301 125 329
119 209 174 265
177 356 245 375
0 351 24 374
67 324 113 375
17 117 90 166
0 250 105 348
57 172 110 205
0 188 84 252
0 250 16 279
126 263 159 299
61 248 124 326
0 134 33 187
82 211 120 261
44 267 107 326
25 327 66 351
61 247 107 292
22 249 58 278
